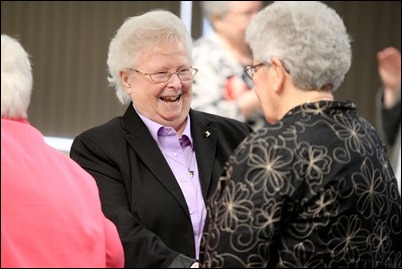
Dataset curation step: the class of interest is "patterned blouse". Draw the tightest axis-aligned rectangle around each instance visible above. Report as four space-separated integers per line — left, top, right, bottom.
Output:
191 32 265 130
200 101 401 268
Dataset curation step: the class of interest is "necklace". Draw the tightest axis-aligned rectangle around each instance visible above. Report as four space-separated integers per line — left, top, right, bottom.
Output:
160 148 195 178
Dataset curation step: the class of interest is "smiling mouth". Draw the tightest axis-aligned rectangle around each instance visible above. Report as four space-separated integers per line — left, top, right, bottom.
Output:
160 94 181 103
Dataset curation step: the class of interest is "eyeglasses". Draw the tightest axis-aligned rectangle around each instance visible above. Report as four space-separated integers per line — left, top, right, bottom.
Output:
244 60 290 79
244 62 269 79
131 66 198 83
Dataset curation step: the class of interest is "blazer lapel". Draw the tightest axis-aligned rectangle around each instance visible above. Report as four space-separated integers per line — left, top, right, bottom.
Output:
189 110 218 201
121 105 190 220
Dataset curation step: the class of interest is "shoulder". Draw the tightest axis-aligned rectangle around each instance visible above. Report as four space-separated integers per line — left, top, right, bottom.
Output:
191 109 253 133
192 34 224 60
76 117 123 139
71 117 125 151
193 34 215 49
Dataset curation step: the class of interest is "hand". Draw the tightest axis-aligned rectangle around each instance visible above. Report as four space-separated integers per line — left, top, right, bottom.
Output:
190 261 200 268
377 47 401 108
224 75 250 101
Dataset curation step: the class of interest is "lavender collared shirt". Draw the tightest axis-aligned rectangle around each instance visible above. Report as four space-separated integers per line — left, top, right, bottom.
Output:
137 110 206 259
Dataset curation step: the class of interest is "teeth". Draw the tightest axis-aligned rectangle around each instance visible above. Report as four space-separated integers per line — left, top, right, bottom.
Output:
160 95 180 103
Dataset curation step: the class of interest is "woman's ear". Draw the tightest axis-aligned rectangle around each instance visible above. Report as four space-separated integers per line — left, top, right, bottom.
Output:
271 57 287 93
212 13 225 32
120 70 132 89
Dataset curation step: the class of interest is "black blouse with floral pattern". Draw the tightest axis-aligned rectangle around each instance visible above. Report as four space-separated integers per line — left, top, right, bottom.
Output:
200 101 401 268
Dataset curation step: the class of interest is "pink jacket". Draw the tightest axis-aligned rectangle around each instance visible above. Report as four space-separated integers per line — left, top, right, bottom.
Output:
1 118 124 268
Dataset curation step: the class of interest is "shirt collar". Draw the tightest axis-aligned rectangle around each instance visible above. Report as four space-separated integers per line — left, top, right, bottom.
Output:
135 107 193 147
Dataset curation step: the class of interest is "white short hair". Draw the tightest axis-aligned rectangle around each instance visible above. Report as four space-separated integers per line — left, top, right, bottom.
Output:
1 34 33 119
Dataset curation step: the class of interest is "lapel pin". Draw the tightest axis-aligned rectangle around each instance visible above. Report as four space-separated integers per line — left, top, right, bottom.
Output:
205 131 211 137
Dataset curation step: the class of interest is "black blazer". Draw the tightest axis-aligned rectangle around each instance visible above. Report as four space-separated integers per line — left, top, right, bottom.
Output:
70 104 253 267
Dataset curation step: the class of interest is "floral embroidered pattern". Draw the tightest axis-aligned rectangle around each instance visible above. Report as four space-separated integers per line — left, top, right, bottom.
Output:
201 101 401 268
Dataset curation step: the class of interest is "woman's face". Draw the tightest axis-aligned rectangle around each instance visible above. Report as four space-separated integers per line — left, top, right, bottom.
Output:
121 40 193 131
215 1 262 47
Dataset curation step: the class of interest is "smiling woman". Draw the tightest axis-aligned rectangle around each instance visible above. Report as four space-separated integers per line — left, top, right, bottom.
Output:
69 9 253 268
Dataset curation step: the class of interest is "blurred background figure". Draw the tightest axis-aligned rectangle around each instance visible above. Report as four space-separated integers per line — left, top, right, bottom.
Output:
1 34 124 268
376 46 401 193
192 1 265 130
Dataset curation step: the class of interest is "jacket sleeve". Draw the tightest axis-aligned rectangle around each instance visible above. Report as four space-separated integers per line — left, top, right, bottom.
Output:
70 133 194 268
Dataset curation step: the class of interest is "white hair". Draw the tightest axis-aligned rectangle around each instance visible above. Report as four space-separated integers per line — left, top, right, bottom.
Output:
107 10 193 105
246 1 352 91
1 34 33 119
201 2 235 23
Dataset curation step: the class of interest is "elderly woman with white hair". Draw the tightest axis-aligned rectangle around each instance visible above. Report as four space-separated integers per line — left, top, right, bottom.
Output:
70 10 252 268
1 34 124 268
200 2 401 268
